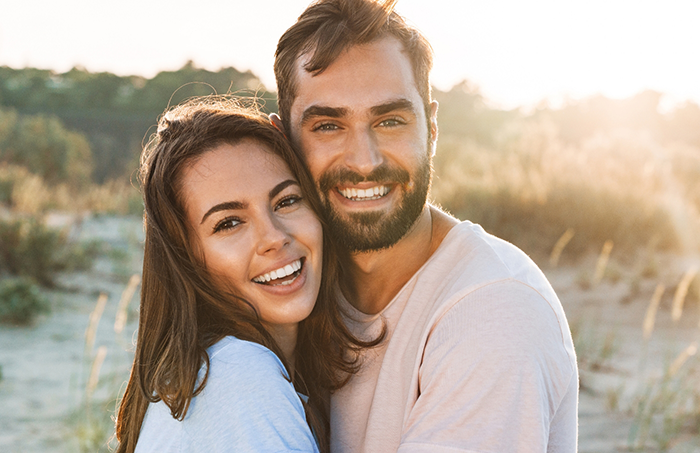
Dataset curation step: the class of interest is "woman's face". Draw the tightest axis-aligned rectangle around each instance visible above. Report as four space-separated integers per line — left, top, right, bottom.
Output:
181 139 323 332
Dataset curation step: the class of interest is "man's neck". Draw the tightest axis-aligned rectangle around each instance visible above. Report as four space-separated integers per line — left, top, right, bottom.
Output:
342 205 458 315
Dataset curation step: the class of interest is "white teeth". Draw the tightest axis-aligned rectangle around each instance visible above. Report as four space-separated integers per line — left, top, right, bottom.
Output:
253 259 302 283
339 185 389 200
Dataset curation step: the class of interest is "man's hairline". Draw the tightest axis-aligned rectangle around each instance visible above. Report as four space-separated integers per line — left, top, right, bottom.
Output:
282 34 432 132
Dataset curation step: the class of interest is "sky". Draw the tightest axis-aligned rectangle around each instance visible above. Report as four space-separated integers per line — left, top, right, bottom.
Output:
2 0 700 110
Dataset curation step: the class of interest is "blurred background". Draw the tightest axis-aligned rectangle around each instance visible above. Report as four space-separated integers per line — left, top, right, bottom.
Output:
1 1 699 451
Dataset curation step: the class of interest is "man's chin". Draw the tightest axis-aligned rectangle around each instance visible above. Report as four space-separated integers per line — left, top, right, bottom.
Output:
324 205 421 253
319 157 431 253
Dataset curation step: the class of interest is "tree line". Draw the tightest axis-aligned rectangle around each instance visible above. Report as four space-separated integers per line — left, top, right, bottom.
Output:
1 62 699 187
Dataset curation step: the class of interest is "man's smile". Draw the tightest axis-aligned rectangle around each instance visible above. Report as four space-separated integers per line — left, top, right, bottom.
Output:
337 184 390 201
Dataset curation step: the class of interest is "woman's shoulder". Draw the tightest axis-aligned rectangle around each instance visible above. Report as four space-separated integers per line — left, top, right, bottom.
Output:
137 336 317 452
180 337 318 451
188 336 297 418
206 336 289 379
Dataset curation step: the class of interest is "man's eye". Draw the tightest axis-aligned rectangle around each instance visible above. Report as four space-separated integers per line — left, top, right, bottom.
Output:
378 118 404 127
213 217 241 233
313 122 339 132
276 195 303 210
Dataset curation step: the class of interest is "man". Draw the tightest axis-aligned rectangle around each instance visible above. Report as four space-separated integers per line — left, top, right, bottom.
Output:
271 0 578 451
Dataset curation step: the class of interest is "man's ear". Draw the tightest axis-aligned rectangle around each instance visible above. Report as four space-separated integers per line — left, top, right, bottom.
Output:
269 113 287 138
429 100 439 157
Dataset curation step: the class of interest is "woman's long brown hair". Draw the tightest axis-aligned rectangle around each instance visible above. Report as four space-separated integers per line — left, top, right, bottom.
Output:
115 98 381 453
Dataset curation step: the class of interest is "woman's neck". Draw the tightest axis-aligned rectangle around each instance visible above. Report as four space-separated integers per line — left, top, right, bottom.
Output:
264 322 298 377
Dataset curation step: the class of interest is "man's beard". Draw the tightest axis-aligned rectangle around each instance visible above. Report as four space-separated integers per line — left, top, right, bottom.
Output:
317 156 431 253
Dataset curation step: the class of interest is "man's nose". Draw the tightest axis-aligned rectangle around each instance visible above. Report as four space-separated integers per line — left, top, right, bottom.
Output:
343 128 383 176
256 213 291 255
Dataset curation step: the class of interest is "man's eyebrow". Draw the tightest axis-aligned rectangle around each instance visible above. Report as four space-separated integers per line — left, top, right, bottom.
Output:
201 201 247 224
300 105 348 126
371 99 417 116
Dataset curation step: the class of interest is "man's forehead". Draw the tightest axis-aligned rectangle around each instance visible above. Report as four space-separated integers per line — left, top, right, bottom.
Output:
295 33 404 72
289 37 421 119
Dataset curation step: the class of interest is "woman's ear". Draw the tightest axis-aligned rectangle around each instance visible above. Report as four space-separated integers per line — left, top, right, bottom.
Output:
269 113 287 138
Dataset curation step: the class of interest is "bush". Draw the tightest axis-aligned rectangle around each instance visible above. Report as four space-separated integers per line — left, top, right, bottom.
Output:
0 108 93 187
0 216 98 286
0 277 49 325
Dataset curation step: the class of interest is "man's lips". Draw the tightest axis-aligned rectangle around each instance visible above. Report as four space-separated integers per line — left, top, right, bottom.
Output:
318 165 410 195
337 184 390 201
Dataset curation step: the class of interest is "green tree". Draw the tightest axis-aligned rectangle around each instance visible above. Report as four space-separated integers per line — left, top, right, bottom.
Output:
0 108 93 186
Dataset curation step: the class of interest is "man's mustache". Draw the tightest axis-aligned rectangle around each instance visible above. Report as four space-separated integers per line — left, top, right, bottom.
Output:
319 165 410 193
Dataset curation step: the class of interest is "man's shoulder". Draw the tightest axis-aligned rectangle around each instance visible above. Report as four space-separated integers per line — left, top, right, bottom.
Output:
422 220 540 287
408 220 566 337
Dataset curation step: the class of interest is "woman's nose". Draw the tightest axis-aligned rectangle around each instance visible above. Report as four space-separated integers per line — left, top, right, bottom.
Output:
255 213 291 255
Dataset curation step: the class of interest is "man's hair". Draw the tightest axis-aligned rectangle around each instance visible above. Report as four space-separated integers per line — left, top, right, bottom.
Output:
274 0 434 130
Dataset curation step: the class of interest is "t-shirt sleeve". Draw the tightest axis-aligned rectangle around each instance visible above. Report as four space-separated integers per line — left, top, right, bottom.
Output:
182 339 319 453
398 279 577 453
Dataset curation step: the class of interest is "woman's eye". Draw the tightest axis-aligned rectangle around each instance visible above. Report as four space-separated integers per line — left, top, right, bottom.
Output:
276 195 302 210
213 217 241 233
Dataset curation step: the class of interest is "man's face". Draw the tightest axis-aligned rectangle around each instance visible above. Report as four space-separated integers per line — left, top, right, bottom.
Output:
288 36 438 253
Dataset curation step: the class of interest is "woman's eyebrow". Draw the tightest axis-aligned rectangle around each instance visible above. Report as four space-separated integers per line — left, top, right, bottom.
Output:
200 201 246 224
199 180 299 224
269 179 299 199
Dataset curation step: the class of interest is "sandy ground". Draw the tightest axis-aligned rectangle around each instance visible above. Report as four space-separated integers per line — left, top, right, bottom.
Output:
1 214 700 452
0 215 144 452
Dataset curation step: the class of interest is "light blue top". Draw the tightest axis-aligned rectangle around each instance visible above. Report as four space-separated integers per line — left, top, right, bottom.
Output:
134 336 319 453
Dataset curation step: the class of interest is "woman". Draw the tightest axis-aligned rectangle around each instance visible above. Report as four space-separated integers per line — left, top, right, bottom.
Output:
115 98 379 453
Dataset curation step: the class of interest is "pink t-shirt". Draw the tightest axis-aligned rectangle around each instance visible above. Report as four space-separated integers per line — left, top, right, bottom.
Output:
331 222 578 453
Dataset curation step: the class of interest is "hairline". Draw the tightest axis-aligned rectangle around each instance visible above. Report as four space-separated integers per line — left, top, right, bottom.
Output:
284 33 432 132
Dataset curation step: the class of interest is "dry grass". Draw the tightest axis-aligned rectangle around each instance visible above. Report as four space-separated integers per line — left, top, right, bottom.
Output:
0 163 141 216
74 275 142 453
431 119 700 258
643 284 665 341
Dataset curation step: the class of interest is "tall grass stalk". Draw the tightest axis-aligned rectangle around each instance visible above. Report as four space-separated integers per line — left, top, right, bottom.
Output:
77 345 110 453
667 341 698 378
643 284 665 341
549 228 575 267
85 293 107 355
671 265 699 322
593 240 614 286
86 346 108 404
637 285 665 393
114 274 140 335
